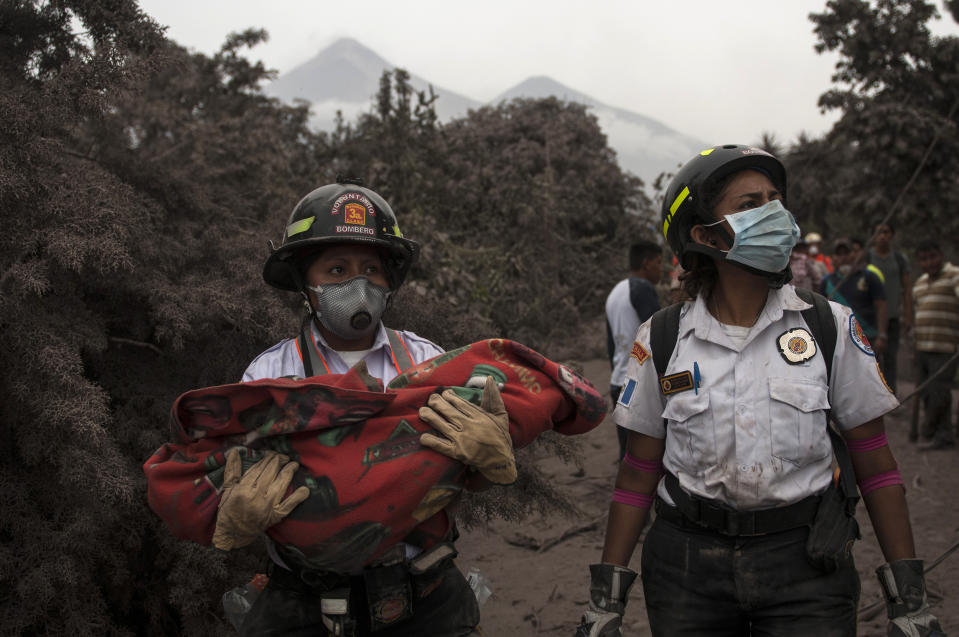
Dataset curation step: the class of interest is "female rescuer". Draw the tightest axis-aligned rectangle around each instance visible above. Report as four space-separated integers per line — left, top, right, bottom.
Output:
575 146 945 637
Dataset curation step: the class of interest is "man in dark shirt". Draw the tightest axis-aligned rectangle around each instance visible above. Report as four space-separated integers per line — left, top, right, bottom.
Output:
821 237 888 354
867 222 912 393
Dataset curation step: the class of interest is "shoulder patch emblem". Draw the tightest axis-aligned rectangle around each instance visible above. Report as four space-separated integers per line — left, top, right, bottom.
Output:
777 328 817 364
848 315 874 356
630 341 650 365
660 370 693 395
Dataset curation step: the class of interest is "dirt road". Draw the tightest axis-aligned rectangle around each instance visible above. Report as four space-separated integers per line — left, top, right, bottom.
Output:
457 359 959 636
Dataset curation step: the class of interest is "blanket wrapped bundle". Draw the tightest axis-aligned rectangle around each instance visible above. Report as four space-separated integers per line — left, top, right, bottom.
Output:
144 339 606 572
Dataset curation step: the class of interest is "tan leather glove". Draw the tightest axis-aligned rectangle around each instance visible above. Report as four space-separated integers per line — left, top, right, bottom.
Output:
212 448 310 551
418 376 517 485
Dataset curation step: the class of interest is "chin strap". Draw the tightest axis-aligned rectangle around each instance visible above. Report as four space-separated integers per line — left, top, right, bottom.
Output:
282 260 321 323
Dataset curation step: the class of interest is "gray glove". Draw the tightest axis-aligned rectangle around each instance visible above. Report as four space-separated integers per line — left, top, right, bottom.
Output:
574 563 638 637
877 559 946 637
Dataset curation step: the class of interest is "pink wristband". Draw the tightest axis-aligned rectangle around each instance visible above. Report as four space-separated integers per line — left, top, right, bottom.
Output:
846 432 889 453
623 453 665 476
613 488 654 509
857 468 905 496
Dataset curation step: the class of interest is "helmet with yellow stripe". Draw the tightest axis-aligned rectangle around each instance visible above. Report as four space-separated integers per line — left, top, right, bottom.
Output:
263 177 419 292
662 144 786 269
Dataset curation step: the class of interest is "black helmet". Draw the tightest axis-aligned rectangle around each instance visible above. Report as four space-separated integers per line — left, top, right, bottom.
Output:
263 179 419 292
662 144 787 269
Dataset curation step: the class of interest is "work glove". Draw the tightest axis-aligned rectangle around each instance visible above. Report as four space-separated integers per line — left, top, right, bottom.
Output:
212 448 310 551
574 563 638 637
418 376 517 485
877 559 946 637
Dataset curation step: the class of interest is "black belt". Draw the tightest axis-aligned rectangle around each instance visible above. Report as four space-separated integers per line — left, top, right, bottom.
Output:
267 541 459 595
658 471 821 537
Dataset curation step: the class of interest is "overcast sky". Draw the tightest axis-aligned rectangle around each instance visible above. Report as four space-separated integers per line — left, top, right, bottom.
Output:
137 0 959 145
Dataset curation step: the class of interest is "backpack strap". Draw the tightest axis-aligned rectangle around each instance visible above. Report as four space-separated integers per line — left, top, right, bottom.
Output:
300 324 413 376
385 328 414 372
650 302 684 377
794 287 836 382
298 319 329 377
793 287 859 511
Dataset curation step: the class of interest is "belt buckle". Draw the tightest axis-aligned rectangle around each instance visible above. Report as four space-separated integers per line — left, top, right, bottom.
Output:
725 509 740 536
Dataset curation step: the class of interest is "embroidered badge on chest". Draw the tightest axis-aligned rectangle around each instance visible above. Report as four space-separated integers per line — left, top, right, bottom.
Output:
660 371 693 395
849 315 874 356
777 328 817 364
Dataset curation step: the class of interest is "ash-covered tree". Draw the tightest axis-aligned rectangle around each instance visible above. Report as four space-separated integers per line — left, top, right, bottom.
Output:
436 97 650 350
1 2 320 635
1 3 653 632
786 0 959 244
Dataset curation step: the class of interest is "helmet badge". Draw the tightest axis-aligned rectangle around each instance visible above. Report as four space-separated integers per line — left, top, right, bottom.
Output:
344 203 366 225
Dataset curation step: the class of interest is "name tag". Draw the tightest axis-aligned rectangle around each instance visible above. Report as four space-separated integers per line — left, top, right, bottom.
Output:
660 371 693 395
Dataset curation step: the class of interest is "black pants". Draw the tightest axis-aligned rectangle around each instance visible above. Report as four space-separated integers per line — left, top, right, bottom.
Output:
641 516 860 637
877 318 901 393
917 350 958 444
239 559 479 637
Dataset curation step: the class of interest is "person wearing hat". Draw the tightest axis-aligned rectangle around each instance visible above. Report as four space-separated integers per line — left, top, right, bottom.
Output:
576 146 941 637
788 236 823 291
822 237 889 355
805 231 834 274
215 178 510 636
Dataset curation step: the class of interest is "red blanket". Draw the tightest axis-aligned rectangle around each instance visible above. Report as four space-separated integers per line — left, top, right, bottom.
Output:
144 339 605 573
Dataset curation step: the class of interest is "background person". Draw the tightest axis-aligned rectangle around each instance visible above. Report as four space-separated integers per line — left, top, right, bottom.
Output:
604 240 662 460
805 231 834 274
789 236 823 291
912 239 959 451
868 222 913 393
577 145 942 637
822 237 889 356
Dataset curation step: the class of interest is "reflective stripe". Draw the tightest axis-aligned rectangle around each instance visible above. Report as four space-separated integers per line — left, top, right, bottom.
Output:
299 324 409 377
663 186 690 238
386 328 414 372
287 216 315 237
700 148 715 156
298 323 331 376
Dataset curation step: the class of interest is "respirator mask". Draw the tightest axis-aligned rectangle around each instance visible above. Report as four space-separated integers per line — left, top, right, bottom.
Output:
307 277 391 340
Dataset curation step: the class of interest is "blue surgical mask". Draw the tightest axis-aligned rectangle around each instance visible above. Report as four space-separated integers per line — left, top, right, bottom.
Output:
705 200 800 273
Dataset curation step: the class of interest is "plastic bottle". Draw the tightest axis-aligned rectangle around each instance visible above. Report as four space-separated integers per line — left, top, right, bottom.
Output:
466 566 492 607
222 573 269 630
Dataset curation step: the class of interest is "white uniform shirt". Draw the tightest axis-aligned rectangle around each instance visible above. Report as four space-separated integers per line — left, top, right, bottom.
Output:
242 321 444 385
614 285 899 510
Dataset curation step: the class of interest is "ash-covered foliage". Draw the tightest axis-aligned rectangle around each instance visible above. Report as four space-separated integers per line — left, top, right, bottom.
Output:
784 0 959 252
1 2 649 634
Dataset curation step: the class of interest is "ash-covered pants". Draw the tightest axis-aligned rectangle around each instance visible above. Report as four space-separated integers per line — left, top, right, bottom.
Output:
917 350 958 444
640 516 860 637
239 559 479 637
